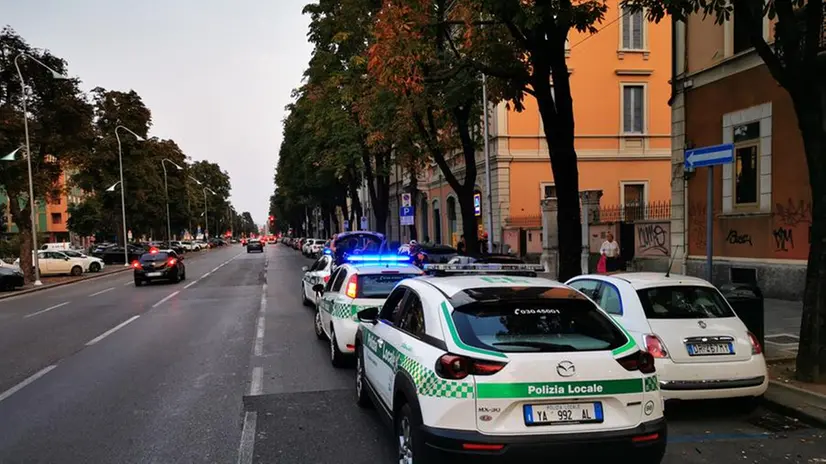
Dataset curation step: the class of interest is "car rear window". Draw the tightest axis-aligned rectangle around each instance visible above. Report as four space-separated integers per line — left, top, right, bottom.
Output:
357 274 414 299
140 252 169 262
636 286 735 319
450 294 627 353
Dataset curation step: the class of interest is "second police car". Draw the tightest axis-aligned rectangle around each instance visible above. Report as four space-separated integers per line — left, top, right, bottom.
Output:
313 254 424 367
353 263 666 463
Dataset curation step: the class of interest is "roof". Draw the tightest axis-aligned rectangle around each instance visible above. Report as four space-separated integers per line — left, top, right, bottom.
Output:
582 272 714 290
345 263 423 275
418 275 566 298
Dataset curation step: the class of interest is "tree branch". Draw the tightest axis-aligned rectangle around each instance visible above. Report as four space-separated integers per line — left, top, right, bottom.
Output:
736 0 790 87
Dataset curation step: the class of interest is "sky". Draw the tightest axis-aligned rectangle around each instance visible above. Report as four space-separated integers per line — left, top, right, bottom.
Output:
3 0 313 225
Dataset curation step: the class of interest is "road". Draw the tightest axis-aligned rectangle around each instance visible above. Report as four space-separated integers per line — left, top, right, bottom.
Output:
0 244 824 463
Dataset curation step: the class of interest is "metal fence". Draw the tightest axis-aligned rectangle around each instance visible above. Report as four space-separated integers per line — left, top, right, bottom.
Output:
591 201 672 224
505 214 542 228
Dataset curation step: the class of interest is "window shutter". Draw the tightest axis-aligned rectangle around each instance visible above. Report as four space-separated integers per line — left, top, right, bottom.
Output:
623 87 633 132
621 7 631 48
632 11 643 49
633 87 644 133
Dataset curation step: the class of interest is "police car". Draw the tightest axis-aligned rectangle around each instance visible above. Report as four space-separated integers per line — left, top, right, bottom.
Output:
312 254 424 367
301 253 335 306
353 264 666 463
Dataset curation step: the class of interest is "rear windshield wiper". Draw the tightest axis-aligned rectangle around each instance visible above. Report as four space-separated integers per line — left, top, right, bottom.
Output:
492 341 577 352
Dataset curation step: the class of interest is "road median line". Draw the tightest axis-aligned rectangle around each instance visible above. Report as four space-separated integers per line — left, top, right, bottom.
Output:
85 315 140 346
24 301 70 318
152 291 181 308
0 365 57 403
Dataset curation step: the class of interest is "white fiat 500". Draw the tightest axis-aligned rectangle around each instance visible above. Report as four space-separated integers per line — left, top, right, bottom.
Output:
566 272 768 404
313 254 423 367
354 264 666 463
301 253 334 306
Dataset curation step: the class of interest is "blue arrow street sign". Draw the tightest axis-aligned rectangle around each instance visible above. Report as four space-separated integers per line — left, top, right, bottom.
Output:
685 143 734 169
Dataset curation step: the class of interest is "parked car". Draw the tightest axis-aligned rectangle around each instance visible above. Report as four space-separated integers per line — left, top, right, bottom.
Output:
0 267 24 291
62 249 105 272
14 250 87 276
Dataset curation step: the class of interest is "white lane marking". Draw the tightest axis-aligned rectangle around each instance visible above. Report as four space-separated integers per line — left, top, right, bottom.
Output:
0 365 57 403
85 315 140 346
202 272 211 278
24 301 70 319
254 315 265 356
250 367 263 395
184 280 198 289
211 266 220 273
124 281 133 286
152 291 180 308
89 287 115 297
237 411 257 464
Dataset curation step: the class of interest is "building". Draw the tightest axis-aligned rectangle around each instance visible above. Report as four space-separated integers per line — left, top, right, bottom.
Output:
670 12 822 299
382 1 673 256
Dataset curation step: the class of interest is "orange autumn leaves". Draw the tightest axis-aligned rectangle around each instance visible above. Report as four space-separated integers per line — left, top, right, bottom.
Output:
368 1 430 95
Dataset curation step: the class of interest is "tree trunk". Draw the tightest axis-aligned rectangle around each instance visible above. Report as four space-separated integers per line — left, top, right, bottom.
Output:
794 87 826 383
364 150 391 235
349 180 363 230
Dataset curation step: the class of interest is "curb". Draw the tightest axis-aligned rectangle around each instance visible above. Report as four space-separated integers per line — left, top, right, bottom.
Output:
0 248 223 301
761 380 826 428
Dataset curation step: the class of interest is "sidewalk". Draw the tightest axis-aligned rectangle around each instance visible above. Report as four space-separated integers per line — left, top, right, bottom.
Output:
763 298 802 361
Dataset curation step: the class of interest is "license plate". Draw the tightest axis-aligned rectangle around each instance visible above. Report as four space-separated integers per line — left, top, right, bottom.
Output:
523 402 603 426
687 343 733 356
146 272 162 277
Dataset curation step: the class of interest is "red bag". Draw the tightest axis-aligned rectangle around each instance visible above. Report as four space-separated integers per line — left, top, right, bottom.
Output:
596 255 607 274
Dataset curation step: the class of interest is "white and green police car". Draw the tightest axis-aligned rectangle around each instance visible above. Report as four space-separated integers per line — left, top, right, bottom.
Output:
353 264 667 463
301 253 334 306
313 255 423 367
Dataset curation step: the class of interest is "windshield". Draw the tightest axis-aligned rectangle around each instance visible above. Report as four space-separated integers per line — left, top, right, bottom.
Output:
637 286 735 319
63 251 84 258
357 274 413 299
450 289 627 353
140 252 169 262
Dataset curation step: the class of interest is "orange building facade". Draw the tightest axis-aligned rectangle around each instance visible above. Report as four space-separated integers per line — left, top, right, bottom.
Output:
4 169 85 244
385 2 673 254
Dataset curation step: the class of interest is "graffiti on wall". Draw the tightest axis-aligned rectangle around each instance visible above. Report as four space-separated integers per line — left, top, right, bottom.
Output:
772 227 794 251
773 198 812 253
636 222 670 256
726 229 753 246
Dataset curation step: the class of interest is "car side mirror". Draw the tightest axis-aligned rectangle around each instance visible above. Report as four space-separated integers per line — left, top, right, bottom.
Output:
357 307 380 324
301 266 309 272
312 283 325 293
64 257 70 261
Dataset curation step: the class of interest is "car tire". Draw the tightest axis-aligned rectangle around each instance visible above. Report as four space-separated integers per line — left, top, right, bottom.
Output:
330 326 347 368
89 262 101 272
314 309 326 340
396 403 431 464
70 265 83 276
181 270 186 280
355 346 372 409
134 278 143 287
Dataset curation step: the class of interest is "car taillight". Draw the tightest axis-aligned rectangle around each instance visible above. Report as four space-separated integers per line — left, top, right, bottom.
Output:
168 258 177 266
131 261 141 269
617 351 656 374
747 331 762 354
435 354 507 380
345 274 358 298
644 334 669 358
323 275 331 283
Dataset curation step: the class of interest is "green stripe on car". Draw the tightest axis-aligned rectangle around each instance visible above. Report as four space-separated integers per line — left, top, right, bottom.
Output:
476 379 645 399
440 302 508 359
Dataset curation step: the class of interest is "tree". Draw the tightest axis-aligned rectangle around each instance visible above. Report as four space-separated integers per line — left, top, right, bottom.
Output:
0 27 95 281
626 0 825 382
188 160 231 238
370 0 487 254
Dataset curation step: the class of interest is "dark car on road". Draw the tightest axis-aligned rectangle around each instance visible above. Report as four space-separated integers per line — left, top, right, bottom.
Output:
133 249 186 286
246 238 264 253
0 266 25 291
102 244 146 265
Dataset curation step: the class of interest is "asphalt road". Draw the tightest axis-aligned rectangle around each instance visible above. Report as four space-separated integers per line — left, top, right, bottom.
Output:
1 243 824 463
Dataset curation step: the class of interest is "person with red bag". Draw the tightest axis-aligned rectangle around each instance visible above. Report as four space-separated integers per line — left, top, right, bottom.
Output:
599 232 620 273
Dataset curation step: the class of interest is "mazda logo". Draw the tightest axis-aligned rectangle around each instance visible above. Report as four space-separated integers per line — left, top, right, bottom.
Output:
698 320 707 329
556 361 575 377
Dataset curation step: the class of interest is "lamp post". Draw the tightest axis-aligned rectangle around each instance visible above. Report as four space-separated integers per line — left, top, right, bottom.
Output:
203 187 216 241
115 125 145 266
161 159 184 243
15 52 68 286
188 176 202 239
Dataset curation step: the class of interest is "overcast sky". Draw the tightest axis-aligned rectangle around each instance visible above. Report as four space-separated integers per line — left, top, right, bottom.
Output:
4 0 313 225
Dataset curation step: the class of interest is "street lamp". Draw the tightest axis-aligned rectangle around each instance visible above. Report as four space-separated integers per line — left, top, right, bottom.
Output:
202 187 216 241
106 181 121 192
188 176 202 238
15 52 68 286
161 159 184 243
115 125 145 266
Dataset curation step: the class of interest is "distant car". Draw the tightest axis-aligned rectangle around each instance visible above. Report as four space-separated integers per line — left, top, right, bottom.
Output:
133 249 186 286
247 238 264 253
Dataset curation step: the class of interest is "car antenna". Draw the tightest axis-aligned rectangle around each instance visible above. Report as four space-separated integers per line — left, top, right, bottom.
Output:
665 245 682 278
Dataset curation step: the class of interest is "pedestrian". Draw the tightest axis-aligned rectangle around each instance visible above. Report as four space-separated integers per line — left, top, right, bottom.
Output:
456 235 466 255
600 232 621 273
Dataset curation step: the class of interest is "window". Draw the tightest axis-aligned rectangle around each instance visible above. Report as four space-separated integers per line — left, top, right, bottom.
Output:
332 270 349 292
622 85 645 134
325 268 342 292
636 286 734 319
568 279 601 301
379 287 408 325
621 6 644 50
357 273 414 299
732 7 760 54
51 213 62 224
734 122 760 207
398 292 426 337
541 183 557 199
622 183 646 221
596 283 623 315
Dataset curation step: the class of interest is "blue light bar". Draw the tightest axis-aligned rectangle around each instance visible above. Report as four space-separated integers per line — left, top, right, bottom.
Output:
323 248 332 255
346 254 411 263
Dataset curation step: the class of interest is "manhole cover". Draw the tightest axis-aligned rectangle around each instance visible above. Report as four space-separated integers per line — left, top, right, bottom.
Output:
765 335 800 345
748 411 810 432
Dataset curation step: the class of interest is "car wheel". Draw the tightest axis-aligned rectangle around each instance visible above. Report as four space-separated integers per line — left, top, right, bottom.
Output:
330 326 347 368
355 346 372 408
134 278 143 287
301 283 312 307
89 262 101 272
314 309 326 340
181 270 186 280
70 265 83 277
396 403 430 464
